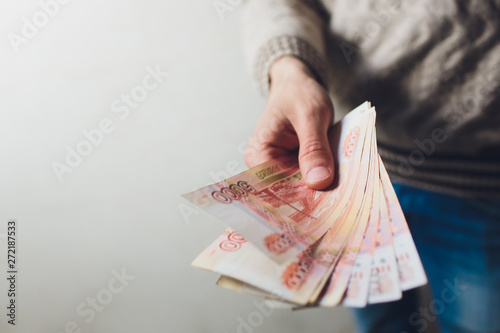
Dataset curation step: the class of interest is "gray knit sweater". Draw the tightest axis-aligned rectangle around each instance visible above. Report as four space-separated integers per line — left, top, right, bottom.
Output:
242 0 500 197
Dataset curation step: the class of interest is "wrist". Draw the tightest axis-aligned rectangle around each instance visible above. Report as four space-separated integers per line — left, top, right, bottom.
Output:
269 56 317 86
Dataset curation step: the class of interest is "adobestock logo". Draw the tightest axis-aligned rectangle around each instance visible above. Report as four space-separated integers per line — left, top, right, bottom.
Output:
403 278 467 333
51 65 169 182
7 0 73 54
213 0 242 21
228 299 276 333
397 128 447 177
396 71 498 178
52 268 135 333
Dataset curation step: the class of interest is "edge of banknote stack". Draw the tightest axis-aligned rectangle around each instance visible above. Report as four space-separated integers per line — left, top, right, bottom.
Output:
182 101 427 308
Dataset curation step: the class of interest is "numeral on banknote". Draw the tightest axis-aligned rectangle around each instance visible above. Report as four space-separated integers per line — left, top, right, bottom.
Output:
211 181 256 204
264 233 294 254
282 255 314 290
219 231 247 252
342 126 360 158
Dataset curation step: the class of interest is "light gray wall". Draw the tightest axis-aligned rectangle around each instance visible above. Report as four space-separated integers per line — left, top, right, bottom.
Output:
0 0 354 332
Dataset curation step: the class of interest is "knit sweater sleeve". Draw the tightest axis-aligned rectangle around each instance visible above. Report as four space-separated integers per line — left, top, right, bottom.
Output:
241 0 329 95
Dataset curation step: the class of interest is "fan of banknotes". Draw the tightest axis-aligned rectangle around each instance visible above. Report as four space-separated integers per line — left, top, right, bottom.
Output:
183 101 427 308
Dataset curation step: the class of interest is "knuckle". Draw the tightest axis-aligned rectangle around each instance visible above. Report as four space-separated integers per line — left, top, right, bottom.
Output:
297 103 332 123
299 104 321 118
244 151 255 167
244 154 251 166
299 139 328 160
244 144 255 158
265 106 283 116
244 139 260 166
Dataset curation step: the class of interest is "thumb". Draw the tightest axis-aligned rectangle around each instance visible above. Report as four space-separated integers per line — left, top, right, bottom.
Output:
296 119 334 190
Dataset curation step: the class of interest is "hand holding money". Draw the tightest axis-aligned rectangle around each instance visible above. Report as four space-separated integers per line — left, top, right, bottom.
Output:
245 55 335 190
183 102 427 308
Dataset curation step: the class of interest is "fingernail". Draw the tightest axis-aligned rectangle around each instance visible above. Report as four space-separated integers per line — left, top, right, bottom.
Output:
307 166 331 183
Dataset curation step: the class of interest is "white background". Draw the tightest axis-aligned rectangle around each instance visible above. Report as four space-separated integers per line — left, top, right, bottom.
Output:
0 0 354 332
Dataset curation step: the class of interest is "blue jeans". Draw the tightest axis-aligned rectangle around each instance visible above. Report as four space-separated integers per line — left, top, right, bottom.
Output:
353 182 500 333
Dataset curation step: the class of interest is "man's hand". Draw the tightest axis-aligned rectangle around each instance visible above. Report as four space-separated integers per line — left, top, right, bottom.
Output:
245 56 335 190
